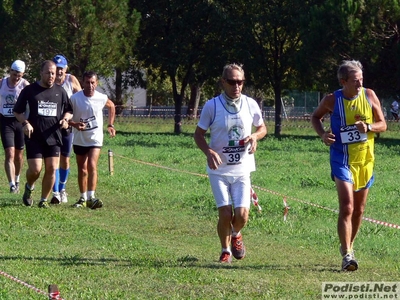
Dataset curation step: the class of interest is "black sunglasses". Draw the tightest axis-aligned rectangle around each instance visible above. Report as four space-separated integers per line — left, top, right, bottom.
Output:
224 79 245 86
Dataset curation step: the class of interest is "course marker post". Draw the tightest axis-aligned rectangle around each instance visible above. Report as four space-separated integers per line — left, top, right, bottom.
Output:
48 284 60 299
108 149 114 175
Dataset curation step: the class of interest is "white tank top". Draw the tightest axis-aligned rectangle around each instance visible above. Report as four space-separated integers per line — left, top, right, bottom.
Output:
70 90 108 147
61 74 74 97
0 77 28 117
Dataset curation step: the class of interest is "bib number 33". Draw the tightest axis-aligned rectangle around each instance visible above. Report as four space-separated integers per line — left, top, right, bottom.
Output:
340 124 367 144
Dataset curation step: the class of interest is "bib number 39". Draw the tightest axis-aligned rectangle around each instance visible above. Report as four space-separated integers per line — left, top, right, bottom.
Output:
222 146 245 165
227 153 241 163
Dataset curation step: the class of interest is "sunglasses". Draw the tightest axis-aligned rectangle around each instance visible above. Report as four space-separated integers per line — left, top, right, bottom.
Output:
224 79 245 86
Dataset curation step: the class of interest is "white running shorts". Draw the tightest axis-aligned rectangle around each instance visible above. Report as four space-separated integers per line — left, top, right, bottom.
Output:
208 174 251 209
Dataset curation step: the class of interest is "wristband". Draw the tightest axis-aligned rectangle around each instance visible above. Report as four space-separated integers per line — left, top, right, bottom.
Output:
22 121 29 127
108 124 114 128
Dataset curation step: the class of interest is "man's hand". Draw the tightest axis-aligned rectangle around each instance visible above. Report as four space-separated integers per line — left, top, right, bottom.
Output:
355 121 368 133
207 149 222 170
23 123 33 138
244 134 258 154
107 126 116 137
60 119 69 129
69 121 86 131
322 131 335 146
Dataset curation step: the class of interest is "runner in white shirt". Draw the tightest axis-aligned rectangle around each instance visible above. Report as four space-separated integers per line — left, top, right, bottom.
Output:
0 60 29 193
194 63 267 263
69 71 116 209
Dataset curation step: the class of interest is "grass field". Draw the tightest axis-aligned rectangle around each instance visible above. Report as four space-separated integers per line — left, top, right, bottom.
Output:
0 118 399 299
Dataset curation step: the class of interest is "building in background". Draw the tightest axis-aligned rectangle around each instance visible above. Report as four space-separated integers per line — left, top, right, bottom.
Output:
96 75 146 111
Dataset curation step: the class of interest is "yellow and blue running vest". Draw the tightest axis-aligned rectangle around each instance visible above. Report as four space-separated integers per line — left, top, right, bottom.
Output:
330 88 374 191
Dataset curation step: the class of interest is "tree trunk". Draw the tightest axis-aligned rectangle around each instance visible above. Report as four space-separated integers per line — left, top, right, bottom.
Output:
115 68 123 115
187 84 202 119
274 88 282 137
174 94 182 134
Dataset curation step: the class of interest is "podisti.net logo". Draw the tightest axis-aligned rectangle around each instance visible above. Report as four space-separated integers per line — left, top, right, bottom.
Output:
322 282 400 299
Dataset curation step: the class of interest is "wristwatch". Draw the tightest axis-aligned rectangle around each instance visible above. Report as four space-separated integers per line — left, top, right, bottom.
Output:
367 124 372 132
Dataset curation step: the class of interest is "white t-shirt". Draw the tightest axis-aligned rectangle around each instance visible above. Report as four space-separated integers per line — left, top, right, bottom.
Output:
70 90 108 147
197 94 264 176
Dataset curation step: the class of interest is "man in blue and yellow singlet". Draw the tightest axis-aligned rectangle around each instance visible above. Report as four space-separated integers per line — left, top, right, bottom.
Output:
311 60 387 271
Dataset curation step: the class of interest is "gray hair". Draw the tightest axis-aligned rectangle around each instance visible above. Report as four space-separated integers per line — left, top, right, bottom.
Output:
337 60 363 83
222 63 245 79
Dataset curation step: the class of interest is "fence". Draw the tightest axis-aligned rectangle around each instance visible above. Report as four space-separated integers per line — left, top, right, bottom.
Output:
111 100 393 122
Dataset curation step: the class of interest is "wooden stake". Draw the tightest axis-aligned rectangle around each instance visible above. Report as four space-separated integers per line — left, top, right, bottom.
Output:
48 284 60 299
108 149 114 175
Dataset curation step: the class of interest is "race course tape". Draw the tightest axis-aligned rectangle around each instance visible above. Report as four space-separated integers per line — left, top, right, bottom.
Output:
0 270 65 299
115 154 400 230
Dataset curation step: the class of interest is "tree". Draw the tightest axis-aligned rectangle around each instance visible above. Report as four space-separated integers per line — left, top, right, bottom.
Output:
357 0 400 97
228 0 317 136
298 0 400 99
0 0 141 108
135 0 231 133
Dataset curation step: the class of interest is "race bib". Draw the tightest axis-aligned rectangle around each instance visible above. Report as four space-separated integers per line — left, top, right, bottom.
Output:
340 124 367 144
80 116 98 131
222 140 246 165
2 104 14 116
38 101 57 116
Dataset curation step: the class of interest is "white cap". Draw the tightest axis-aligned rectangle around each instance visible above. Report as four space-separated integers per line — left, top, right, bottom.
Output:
11 60 26 73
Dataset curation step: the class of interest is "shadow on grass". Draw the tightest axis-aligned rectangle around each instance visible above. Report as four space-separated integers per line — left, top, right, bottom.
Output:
201 263 340 273
0 255 132 267
0 254 341 272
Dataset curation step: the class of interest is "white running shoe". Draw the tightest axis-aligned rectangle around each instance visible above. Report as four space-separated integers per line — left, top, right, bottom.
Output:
60 190 68 203
342 253 358 271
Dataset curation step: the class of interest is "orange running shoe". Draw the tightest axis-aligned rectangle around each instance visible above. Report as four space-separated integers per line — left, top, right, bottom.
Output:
231 235 246 259
219 251 232 263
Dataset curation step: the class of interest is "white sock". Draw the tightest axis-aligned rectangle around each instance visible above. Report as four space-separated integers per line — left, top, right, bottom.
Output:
80 192 87 200
232 231 241 238
222 247 231 254
87 191 95 199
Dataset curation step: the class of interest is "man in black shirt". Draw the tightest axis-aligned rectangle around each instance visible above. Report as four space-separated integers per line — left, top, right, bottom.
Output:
13 60 73 208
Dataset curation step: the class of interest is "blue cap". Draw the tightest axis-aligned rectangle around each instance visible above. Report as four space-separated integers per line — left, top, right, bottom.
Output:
53 55 68 68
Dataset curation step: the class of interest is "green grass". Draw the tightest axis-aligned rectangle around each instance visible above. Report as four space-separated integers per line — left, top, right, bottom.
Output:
0 118 399 299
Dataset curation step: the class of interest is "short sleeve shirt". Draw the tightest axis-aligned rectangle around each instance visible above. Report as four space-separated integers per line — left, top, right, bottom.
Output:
13 82 72 146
